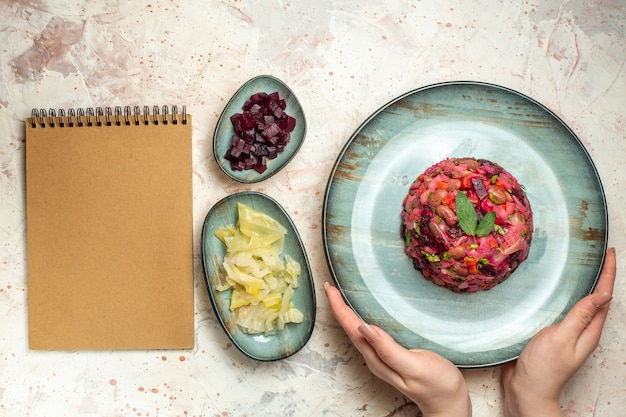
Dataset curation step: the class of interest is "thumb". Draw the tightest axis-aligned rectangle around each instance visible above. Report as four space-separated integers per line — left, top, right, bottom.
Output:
559 291 612 337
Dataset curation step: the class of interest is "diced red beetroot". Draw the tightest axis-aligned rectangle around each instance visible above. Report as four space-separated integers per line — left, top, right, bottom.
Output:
262 123 281 139
251 111 263 124
234 137 246 150
250 92 268 104
268 100 279 112
239 112 255 131
230 113 241 131
242 142 254 153
231 160 245 171
224 90 297 174
244 157 255 168
242 129 255 141
254 156 268 173
277 131 290 144
229 147 242 158
279 115 296 132
472 177 488 200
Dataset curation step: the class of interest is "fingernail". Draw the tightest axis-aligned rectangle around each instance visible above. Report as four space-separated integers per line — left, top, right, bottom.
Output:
592 291 612 308
323 282 330 290
358 323 377 342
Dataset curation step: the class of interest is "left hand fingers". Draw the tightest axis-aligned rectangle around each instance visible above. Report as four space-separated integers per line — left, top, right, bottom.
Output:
324 282 399 380
324 282 370 346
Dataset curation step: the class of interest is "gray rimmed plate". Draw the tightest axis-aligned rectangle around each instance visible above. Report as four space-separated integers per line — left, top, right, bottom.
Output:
213 75 307 183
202 191 315 361
323 81 608 368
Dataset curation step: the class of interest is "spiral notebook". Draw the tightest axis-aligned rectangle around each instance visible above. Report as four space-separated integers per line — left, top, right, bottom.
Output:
25 106 194 350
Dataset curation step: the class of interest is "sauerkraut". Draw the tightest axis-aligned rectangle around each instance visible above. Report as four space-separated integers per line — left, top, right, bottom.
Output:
215 203 304 333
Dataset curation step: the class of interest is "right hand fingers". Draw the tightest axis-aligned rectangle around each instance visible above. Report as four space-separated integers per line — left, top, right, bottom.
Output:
557 248 616 349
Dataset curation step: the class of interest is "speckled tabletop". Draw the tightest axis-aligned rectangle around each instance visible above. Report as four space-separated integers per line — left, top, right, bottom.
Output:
1 1 624 416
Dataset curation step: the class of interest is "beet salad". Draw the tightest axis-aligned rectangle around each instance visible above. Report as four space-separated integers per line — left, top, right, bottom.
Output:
401 157 533 293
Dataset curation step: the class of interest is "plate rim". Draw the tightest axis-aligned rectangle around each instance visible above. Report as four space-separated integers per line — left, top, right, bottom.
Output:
321 80 608 368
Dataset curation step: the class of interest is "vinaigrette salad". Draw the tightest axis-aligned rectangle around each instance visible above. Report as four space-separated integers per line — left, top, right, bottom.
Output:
401 157 533 293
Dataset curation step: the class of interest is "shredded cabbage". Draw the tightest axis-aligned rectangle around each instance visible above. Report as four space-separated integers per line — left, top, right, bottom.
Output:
215 203 304 334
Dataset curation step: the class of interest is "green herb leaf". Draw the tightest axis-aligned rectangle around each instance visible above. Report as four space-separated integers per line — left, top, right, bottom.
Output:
455 192 477 235
476 211 496 237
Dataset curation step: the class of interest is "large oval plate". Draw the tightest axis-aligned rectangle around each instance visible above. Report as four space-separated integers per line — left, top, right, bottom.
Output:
323 81 608 368
213 75 307 183
202 191 316 361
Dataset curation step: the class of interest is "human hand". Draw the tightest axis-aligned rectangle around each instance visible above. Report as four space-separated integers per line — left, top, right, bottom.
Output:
501 247 617 417
324 282 471 417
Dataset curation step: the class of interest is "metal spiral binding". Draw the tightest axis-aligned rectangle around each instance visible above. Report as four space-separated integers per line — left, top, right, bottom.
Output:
77 108 85 126
29 105 187 128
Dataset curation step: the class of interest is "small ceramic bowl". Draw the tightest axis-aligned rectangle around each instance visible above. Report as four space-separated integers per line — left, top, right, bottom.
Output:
201 191 315 361
213 75 307 183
